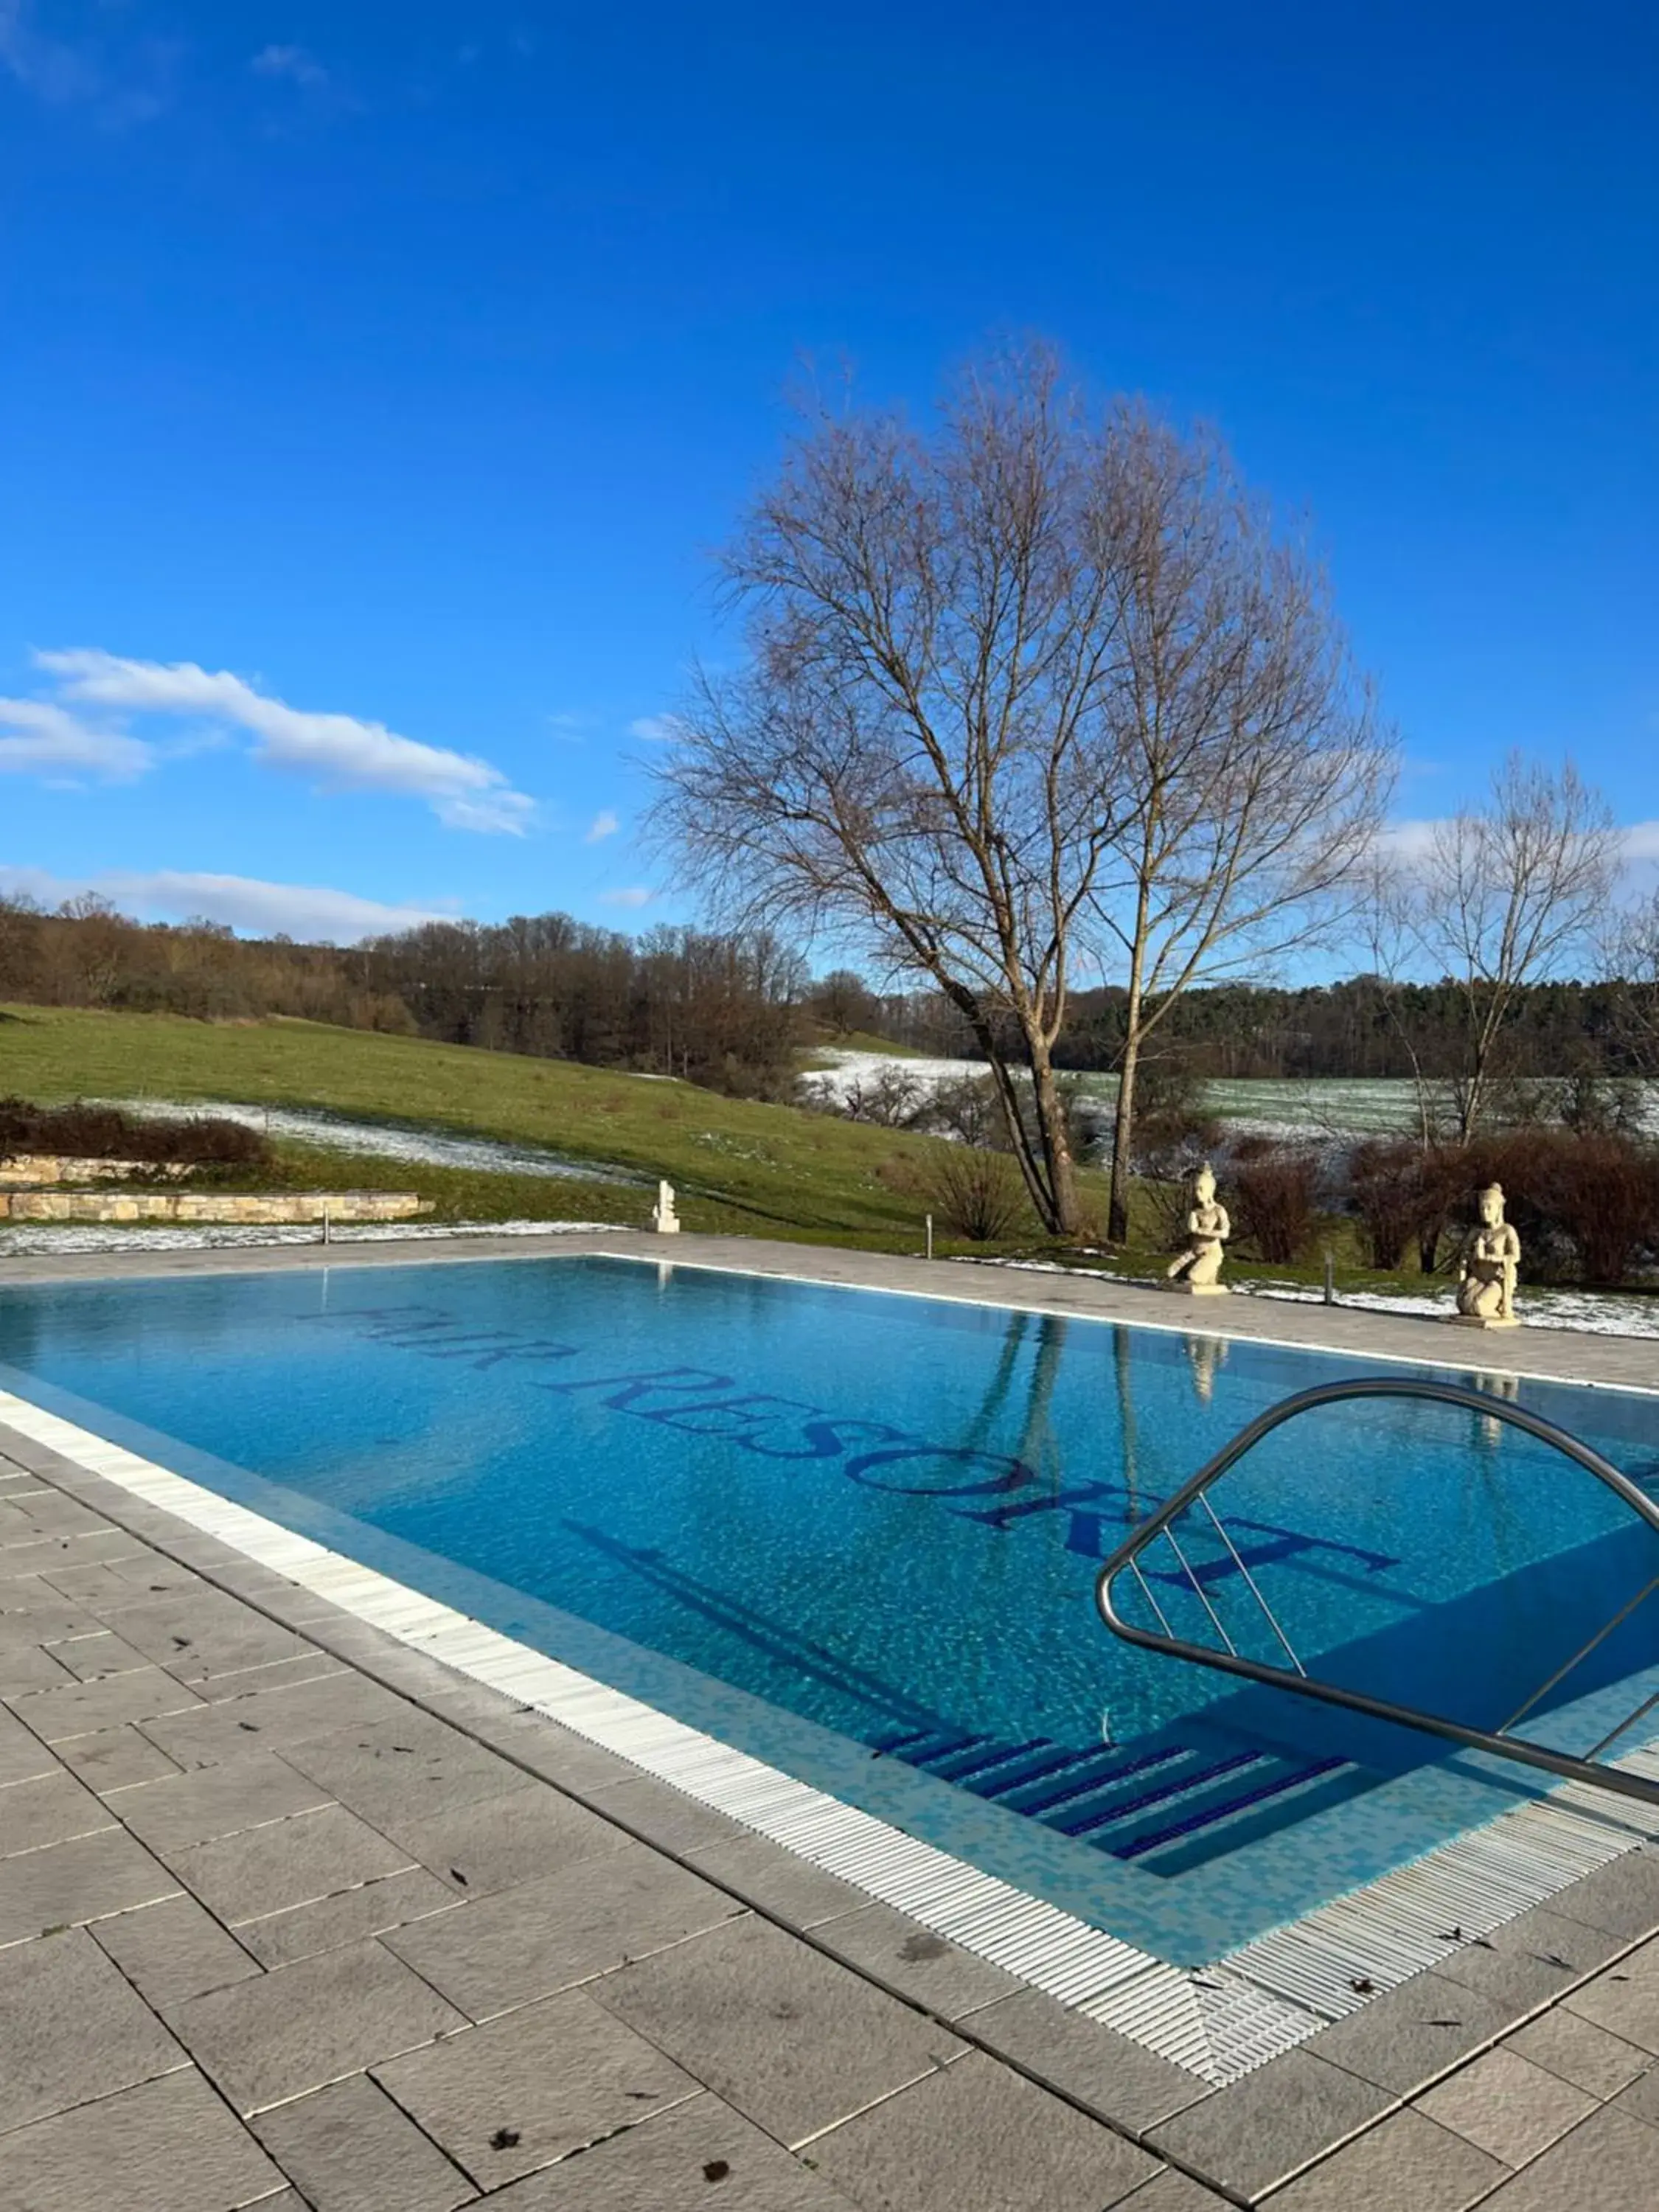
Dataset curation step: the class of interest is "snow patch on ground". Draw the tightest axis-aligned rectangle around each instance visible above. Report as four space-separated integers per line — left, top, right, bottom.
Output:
104 1099 644 1185
804 1056 1659 1144
0 1219 627 1256
958 1256 1659 1340
799 1049 992 1104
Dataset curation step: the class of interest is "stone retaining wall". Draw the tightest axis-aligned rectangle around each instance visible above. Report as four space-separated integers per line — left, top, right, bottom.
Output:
0 1156 197 1185
0 1191 433 1223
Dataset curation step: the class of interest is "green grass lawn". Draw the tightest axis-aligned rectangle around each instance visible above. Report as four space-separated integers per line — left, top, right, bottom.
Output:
0 1005 1099 1253
0 1004 1548 1300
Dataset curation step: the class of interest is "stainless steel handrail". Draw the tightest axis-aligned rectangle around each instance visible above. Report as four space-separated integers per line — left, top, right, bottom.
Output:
1095 1376 1659 1810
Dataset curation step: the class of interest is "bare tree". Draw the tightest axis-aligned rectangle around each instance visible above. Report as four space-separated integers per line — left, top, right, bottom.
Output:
1604 886 1659 1074
647 347 1138 1234
1090 416 1392 1240
1395 755 1622 1140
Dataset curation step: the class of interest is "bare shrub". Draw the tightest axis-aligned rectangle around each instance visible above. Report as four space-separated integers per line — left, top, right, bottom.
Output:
1231 1147 1319 1264
836 1067 928 1127
921 1074 1006 1149
1446 1129 1659 1288
1346 1139 1438 1270
0 1099 271 1174
919 1147 1030 1242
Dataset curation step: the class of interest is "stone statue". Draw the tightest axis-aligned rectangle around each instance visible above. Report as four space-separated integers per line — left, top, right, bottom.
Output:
1450 1182 1520 1328
1166 1162 1230 1295
650 1179 681 1235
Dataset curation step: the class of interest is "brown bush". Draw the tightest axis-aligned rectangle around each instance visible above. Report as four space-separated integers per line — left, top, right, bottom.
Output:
1231 1147 1319 1264
1391 1129 1659 1289
0 1098 271 1174
1347 1139 1442 1270
919 1146 1029 1242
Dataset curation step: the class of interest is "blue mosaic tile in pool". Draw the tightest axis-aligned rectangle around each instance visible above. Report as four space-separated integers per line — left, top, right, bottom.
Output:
2 1254 1656 1961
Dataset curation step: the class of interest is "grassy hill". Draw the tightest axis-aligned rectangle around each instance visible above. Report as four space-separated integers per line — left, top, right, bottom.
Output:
0 1004 1088 1251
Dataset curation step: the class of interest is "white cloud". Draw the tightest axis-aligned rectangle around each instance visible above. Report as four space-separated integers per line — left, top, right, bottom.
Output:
1384 816 1659 869
0 0 97 101
585 810 619 844
0 864 453 944
33 650 535 833
0 698 152 782
598 887 654 908
251 44 327 88
628 714 686 743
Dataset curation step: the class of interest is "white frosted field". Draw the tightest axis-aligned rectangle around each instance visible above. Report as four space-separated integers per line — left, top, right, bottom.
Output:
802 1051 1659 1141
105 1099 643 1183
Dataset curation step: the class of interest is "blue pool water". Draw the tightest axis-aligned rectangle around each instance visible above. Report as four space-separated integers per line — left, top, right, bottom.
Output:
3 1254 1658 1961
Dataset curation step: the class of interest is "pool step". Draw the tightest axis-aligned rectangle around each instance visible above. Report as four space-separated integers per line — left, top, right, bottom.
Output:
869 1723 1352 1863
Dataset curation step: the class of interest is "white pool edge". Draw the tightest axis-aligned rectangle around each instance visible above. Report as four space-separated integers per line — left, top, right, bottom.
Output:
4 1372 1658 2090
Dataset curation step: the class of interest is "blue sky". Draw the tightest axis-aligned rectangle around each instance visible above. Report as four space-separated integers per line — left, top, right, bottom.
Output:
1 0 1655 945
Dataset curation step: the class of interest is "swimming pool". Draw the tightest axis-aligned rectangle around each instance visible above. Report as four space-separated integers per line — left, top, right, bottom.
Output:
2 1253 1657 1968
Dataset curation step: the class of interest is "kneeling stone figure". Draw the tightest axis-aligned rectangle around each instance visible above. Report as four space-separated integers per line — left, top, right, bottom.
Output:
1166 1163 1229 1296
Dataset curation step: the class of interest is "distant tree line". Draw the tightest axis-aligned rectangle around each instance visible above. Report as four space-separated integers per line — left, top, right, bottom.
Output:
0 895 803 1096
8 889 1658 1113
817 973 1659 1085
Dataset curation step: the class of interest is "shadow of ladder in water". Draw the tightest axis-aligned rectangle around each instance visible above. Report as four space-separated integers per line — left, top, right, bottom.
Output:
868 1725 1366 1869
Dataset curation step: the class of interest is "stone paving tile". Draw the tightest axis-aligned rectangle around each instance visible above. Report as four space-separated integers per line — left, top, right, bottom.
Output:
0 1825 179 1944
375 1983 702 2189
686 1834 871 1930
1609 2060 1659 2127
43 1559 168 1608
1503 2003 1654 2097
0 1640 72 1695
962 1988 1221 2134
0 1530 142 1578
181 1651 345 1702
1262 2108 1506 2211
139 1666 411 1767
100 1588 312 1683
161 1801 416 1924
1430 1903 1621 2014
810 1902 1026 2022
6 1660 205 1741
0 1703 60 1786
0 1766 115 1856
1115 2173 1234 2210
0 2066 285 2212
1147 2048 1392 2201
586 1772 751 1855
481 2092 862 2208
593 1913 966 2149
163 1935 467 2113
1414 2044 1597 2167
1562 1930 1659 2052
1298 1966 1515 2096
383 1779 633 1897
2 1491 111 1537
1535 1843 1659 1941
0 1926 187 2132
1472 2104 1659 2208
249 2073 474 2212
420 1686 642 1795
804 2049 1161 2212
49 1629 154 1680
106 1747 332 1852
54 1720 181 1792
92 1893 264 2006
0 1591 103 1647
382 1843 742 2020
277 1707 529 1828
237 1864 459 1968
95 1551 204 1597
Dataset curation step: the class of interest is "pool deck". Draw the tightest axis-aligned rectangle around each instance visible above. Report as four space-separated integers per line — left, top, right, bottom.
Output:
1 1229 1658 2208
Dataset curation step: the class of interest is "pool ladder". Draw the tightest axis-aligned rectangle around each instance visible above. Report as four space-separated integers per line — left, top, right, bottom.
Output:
1096 1377 1659 1812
